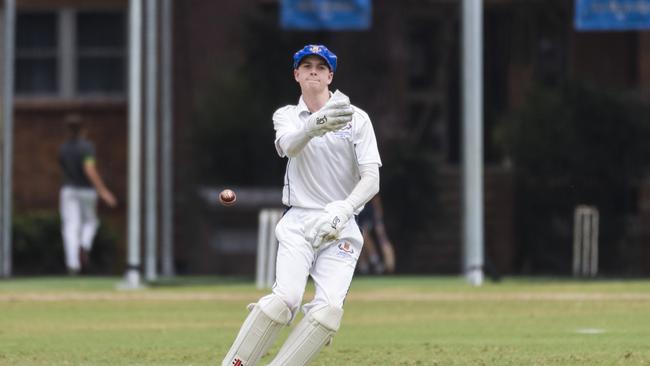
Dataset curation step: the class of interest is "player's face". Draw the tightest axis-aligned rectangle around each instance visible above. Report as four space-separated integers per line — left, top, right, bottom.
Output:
294 56 333 92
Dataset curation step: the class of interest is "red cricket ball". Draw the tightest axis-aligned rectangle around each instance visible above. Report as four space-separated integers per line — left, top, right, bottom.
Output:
219 189 236 206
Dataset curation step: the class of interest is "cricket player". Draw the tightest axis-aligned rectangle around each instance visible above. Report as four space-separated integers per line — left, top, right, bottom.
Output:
221 44 382 366
59 114 117 274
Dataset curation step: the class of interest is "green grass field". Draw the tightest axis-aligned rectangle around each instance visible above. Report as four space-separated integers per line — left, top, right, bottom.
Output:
1 276 649 365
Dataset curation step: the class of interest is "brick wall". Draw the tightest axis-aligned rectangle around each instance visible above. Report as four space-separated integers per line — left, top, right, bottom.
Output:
13 100 127 209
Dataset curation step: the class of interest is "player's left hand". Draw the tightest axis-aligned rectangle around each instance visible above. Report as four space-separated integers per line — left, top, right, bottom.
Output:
306 200 354 249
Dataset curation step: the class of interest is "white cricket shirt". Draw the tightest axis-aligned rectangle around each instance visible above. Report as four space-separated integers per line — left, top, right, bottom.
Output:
273 95 382 212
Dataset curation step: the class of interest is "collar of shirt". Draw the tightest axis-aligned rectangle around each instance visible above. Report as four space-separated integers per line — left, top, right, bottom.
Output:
297 96 311 119
297 91 334 119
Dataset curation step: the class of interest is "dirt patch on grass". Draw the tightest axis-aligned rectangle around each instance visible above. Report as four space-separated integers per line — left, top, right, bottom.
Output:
1 291 649 302
351 291 650 301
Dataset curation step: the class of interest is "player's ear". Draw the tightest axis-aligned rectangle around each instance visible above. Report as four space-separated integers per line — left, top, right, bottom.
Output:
326 71 333 85
294 69 300 82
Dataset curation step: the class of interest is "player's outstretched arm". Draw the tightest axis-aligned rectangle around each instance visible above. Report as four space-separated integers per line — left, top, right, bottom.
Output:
275 100 353 158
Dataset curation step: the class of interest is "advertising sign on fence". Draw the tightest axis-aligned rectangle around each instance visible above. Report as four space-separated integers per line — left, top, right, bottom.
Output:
281 0 371 30
575 0 650 30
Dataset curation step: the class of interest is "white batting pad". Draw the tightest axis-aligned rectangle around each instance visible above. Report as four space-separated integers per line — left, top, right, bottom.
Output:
267 304 344 366
222 295 292 366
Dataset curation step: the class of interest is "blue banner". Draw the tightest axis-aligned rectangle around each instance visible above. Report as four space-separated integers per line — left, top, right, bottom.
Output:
575 0 650 30
281 0 371 31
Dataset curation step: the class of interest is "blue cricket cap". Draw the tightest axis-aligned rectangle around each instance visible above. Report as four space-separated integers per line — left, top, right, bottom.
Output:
293 44 338 72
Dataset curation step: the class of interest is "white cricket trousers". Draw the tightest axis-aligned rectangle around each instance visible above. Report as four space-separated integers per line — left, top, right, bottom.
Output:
59 186 99 271
258 207 363 317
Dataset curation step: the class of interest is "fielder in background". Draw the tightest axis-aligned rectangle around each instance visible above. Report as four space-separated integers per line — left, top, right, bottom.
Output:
356 194 396 274
222 44 382 366
59 114 117 275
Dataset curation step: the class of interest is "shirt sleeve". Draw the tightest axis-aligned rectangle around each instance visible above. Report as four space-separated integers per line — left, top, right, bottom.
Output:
82 142 96 163
273 106 296 158
352 110 382 167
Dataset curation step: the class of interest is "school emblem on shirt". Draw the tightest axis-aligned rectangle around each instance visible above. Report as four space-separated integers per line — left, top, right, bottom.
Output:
337 242 355 259
333 123 352 139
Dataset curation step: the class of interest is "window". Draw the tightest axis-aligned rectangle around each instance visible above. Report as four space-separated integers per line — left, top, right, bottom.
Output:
15 9 126 98
16 12 58 95
77 11 125 94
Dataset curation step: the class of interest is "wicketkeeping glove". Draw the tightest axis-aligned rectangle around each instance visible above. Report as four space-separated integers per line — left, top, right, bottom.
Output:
303 101 354 138
305 200 354 249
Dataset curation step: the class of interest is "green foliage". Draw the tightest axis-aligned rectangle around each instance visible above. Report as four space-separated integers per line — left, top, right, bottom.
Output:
12 211 118 275
495 83 650 273
192 69 285 185
381 142 439 264
190 9 299 186
12 212 64 274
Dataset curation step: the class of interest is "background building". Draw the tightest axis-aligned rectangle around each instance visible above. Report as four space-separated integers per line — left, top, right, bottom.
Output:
3 0 650 276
